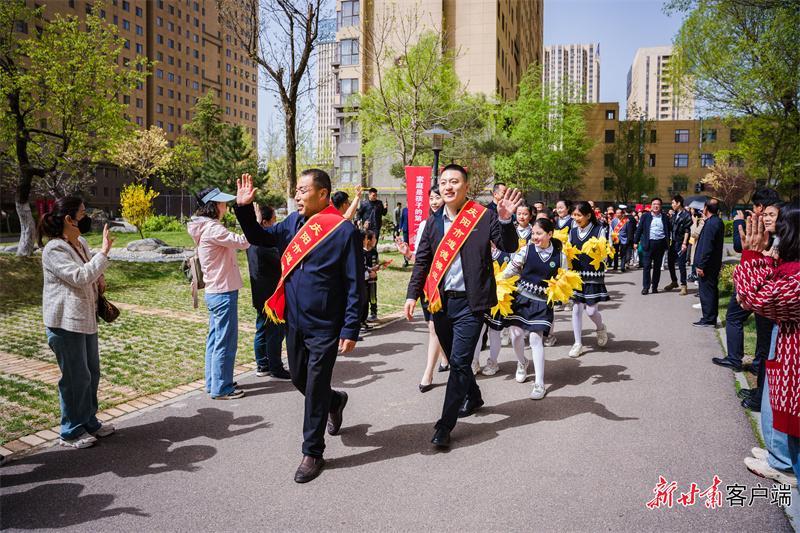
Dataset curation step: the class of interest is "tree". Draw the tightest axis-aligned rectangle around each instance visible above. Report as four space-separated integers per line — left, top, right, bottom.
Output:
702 151 755 212
669 0 800 192
182 91 225 162
119 183 159 239
604 107 657 204
0 1 149 255
198 125 266 195
112 126 172 186
157 137 202 219
492 67 594 196
218 0 323 204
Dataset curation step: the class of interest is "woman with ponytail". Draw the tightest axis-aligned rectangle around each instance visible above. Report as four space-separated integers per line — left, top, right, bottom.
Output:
567 201 611 357
39 196 115 449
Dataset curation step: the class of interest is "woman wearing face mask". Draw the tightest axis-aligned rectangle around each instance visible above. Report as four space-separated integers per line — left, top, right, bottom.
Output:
39 196 115 449
395 186 449 392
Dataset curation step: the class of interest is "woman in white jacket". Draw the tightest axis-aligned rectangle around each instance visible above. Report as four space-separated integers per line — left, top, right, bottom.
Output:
39 196 115 449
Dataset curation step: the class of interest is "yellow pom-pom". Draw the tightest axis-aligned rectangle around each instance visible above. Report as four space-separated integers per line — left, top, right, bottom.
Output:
553 227 569 244
491 260 518 317
563 240 579 265
545 268 584 305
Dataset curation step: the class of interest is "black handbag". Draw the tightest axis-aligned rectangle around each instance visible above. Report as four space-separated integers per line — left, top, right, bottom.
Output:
97 294 120 323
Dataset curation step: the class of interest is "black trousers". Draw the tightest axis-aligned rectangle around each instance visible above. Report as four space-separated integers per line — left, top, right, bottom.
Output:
619 242 632 271
641 238 668 290
285 327 343 458
431 294 484 431
724 289 774 365
667 241 688 286
698 270 720 325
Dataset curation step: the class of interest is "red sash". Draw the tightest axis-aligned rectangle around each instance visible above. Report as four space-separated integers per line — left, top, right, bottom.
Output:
423 200 487 313
265 205 347 323
612 218 626 244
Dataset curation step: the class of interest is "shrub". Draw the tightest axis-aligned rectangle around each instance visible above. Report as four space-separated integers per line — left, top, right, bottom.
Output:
723 219 734 237
120 183 159 238
141 215 184 233
719 263 736 295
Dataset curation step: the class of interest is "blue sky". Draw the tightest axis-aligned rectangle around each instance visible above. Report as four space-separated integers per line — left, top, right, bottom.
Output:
544 0 687 115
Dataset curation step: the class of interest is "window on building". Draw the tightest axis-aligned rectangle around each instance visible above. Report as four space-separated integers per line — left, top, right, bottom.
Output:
672 176 689 192
603 177 615 191
339 78 359 100
341 156 359 183
340 39 359 66
603 153 614 167
123 95 130 104
135 43 143 54
701 153 715 167
135 116 143 126
135 98 143 108
650 129 657 143
338 0 360 28
605 109 615 120
123 39 130 49
122 19 130 30
648 153 656 167
156 103 163 112
674 154 689 167
604 130 615 143
122 0 129 11
674 129 689 143
156 16 163 26
730 128 743 142
136 24 143 36
135 6 142 16
701 129 717 142
156 68 164 78
168 39 174 48
167 72 174 81
344 120 359 143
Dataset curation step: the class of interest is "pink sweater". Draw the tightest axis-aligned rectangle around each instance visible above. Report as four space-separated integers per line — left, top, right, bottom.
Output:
187 216 250 294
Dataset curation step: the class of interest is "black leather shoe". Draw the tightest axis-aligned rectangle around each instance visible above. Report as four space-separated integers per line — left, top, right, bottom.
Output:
327 391 348 436
431 427 451 448
741 396 761 412
270 367 291 380
692 320 715 328
651 287 659 294
419 383 433 393
458 398 485 418
712 357 743 372
294 455 325 483
737 388 756 400
641 288 649 295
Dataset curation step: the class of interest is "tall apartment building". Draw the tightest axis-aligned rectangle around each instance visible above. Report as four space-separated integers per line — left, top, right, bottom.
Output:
626 46 693 121
22 0 258 213
543 43 600 103
315 18 338 165
325 0 543 188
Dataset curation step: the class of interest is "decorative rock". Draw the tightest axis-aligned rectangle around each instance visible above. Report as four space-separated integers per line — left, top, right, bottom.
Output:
157 246 184 255
126 238 168 252
109 220 138 233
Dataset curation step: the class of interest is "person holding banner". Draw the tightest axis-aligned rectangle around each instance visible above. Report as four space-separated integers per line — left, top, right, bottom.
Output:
234 170 363 484
405 164 522 448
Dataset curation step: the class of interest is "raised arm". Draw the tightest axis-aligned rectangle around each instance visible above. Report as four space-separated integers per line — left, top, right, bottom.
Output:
344 185 362 221
44 245 109 289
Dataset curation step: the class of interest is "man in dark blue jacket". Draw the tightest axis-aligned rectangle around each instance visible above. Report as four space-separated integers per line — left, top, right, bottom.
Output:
235 170 363 484
664 195 693 294
634 198 673 295
246 204 290 379
692 198 724 327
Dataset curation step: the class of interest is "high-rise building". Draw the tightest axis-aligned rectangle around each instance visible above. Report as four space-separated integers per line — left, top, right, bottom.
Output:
327 0 543 188
543 43 600 103
626 46 694 121
22 0 258 212
315 19 337 166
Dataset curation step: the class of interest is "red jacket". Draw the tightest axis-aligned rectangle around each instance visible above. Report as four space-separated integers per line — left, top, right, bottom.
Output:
734 250 800 438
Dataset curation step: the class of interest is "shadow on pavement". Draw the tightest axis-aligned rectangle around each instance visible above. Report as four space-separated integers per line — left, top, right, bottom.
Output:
330 395 636 469
1 483 149 530
1 408 268 491
235 379 296 397
537 358 632 395
334 359 403 389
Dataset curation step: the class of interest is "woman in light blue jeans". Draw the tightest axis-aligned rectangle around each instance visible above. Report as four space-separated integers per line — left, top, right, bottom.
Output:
760 325 793 472
187 187 250 399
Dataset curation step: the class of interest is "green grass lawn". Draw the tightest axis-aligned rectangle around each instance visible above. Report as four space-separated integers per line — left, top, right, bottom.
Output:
83 229 196 249
0 245 412 445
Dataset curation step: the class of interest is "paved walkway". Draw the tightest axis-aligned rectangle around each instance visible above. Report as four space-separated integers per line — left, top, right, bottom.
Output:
0 270 793 531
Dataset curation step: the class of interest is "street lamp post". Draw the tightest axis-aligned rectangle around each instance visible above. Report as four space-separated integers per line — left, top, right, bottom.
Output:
423 124 452 181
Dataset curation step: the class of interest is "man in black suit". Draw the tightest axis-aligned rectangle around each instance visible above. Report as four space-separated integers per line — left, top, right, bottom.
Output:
235 170 363 483
405 164 522 448
692 198 725 328
634 198 672 295
246 204 291 379
485 182 507 212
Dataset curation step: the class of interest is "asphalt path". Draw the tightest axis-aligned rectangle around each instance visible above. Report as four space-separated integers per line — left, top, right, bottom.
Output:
0 269 792 531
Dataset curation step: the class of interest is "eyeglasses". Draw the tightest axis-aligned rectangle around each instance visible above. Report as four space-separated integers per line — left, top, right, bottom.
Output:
295 186 315 195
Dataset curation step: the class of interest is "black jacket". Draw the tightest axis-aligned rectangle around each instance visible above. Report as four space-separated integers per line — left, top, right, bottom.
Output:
634 211 673 250
406 205 518 313
694 214 725 275
246 243 281 310
357 199 387 233
235 204 363 340
671 209 692 245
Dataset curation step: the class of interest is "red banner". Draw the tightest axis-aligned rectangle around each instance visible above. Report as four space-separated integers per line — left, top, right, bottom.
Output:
405 166 432 253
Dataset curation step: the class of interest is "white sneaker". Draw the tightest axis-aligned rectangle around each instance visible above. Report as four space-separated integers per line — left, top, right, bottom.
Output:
744 456 798 488
569 343 585 358
59 432 97 449
482 359 500 376
692 302 702 309
472 358 482 376
596 325 608 348
543 334 557 347
515 360 529 383
92 424 115 438
530 383 546 400
751 447 768 462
